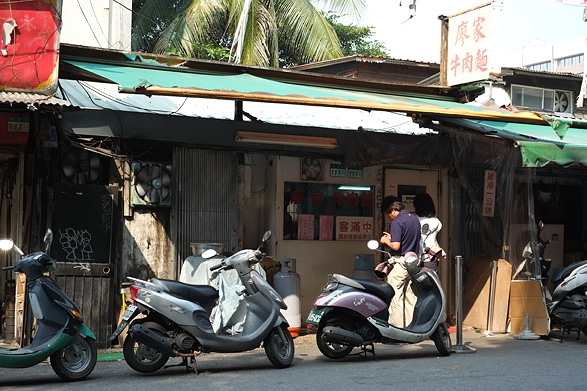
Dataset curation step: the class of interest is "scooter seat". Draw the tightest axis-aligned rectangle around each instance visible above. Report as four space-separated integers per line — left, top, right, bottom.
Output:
358 279 394 303
551 260 587 285
335 274 393 303
151 278 219 306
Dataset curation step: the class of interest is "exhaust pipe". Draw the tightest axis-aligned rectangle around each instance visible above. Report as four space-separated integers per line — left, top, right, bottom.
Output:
128 324 176 356
321 326 365 345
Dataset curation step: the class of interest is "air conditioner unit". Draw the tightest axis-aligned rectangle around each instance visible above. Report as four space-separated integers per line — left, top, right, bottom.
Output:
131 161 172 207
554 90 572 114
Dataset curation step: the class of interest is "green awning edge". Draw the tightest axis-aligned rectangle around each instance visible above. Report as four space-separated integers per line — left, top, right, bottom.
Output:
518 141 587 168
538 114 574 140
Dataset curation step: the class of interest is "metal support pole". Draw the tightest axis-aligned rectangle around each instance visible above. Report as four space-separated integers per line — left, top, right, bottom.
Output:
453 255 476 353
484 260 496 335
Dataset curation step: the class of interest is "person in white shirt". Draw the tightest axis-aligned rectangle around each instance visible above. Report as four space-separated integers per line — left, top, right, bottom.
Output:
413 193 445 273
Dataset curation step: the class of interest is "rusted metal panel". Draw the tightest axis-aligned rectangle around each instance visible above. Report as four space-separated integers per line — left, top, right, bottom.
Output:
172 147 238 274
0 0 62 94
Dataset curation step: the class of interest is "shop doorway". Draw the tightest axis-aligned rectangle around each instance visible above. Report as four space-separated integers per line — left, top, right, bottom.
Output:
383 169 439 213
51 184 117 348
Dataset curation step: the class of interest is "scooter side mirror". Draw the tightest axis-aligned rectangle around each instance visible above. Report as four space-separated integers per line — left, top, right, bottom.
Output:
0 239 14 251
262 230 272 243
0 238 24 256
43 229 53 253
367 240 380 250
537 221 544 231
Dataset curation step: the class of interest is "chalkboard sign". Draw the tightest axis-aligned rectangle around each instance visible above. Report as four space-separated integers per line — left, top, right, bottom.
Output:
52 185 114 263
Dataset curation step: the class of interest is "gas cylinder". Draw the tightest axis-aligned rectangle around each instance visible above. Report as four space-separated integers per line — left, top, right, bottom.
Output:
273 259 301 338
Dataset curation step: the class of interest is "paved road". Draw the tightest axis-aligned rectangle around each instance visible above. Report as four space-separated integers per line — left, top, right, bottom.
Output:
1 328 587 390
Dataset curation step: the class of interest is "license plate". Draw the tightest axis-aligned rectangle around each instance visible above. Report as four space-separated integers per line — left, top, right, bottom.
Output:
121 304 138 321
306 308 324 326
109 305 139 342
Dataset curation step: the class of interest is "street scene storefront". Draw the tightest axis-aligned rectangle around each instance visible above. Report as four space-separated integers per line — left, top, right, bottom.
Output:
1 2 587 350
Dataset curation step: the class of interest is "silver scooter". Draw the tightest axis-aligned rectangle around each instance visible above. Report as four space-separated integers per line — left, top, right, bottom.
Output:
306 240 451 359
110 230 294 373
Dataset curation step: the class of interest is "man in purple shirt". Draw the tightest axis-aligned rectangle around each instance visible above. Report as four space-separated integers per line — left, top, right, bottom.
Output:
379 197 421 327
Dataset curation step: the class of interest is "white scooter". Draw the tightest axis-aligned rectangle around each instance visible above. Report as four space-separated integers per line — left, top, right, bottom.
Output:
110 230 294 373
306 240 451 359
515 221 587 340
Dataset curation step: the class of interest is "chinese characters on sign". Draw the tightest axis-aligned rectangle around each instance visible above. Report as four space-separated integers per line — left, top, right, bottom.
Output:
482 170 496 217
286 182 374 241
297 214 315 240
335 217 373 241
320 215 334 240
447 3 492 86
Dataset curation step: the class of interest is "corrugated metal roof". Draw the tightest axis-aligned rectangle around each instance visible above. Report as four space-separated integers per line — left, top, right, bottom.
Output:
291 55 439 71
0 91 72 108
64 59 565 126
57 79 430 135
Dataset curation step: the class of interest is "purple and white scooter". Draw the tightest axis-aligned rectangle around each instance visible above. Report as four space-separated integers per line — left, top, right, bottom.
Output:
306 239 451 359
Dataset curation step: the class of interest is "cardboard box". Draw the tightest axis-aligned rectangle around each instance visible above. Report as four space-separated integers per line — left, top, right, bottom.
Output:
463 257 512 333
508 280 550 336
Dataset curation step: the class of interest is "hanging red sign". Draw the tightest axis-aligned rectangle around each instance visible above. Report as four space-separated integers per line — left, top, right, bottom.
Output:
0 0 62 94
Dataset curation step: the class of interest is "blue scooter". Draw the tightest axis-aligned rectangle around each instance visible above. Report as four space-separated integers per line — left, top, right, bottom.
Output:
0 229 97 381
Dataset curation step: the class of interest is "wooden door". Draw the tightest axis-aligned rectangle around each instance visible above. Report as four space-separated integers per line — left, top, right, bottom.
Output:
51 184 117 348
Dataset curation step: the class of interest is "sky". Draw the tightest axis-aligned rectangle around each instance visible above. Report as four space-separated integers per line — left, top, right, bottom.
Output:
340 0 587 65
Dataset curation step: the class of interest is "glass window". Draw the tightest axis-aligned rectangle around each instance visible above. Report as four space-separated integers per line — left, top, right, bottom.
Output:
543 90 554 111
284 182 374 241
510 85 561 111
524 87 543 109
511 85 523 106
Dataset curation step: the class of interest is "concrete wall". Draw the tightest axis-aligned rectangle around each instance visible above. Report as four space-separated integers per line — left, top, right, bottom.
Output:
61 0 132 50
272 156 381 321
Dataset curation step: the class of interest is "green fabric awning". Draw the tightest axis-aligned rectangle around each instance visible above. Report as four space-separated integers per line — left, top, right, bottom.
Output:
62 58 587 168
63 59 556 124
447 119 587 167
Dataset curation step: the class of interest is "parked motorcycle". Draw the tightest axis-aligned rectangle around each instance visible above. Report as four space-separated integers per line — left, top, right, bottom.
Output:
523 221 587 339
110 230 294 373
306 240 451 359
0 229 97 381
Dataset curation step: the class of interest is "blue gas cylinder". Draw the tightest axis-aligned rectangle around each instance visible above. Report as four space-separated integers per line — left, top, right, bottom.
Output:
273 259 301 337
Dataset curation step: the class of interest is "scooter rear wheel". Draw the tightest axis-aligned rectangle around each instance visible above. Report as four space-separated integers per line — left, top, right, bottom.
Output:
123 332 170 373
431 322 452 356
316 315 355 359
50 337 97 381
264 323 295 368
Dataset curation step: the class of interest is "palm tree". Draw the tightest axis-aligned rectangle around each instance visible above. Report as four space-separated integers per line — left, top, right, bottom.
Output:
132 0 365 67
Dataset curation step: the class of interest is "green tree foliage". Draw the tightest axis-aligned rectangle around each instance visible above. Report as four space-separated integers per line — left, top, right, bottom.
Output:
131 0 367 67
280 12 389 67
326 13 389 58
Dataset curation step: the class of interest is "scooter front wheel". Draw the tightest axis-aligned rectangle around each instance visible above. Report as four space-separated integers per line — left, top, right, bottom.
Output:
123 331 170 373
316 315 354 359
431 322 452 356
50 337 97 381
264 323 294 368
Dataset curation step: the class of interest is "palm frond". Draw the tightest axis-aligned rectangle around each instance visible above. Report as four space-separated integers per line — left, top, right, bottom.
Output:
277 0 343 63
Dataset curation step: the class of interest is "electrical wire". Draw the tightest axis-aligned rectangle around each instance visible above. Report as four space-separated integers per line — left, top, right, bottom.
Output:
75 0 104 47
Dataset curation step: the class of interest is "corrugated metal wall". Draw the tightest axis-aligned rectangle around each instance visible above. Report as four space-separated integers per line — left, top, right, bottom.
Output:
172 147 238 271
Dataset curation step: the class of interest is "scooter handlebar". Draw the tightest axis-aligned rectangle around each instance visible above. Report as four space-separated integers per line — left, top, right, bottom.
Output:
2 265 14 271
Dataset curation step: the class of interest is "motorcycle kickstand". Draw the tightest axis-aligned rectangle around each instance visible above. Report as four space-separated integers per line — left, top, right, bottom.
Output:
357 343 376 359
164 356 198 374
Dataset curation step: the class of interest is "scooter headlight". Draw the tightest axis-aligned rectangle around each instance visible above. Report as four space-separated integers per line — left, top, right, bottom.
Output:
405 252 420 275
